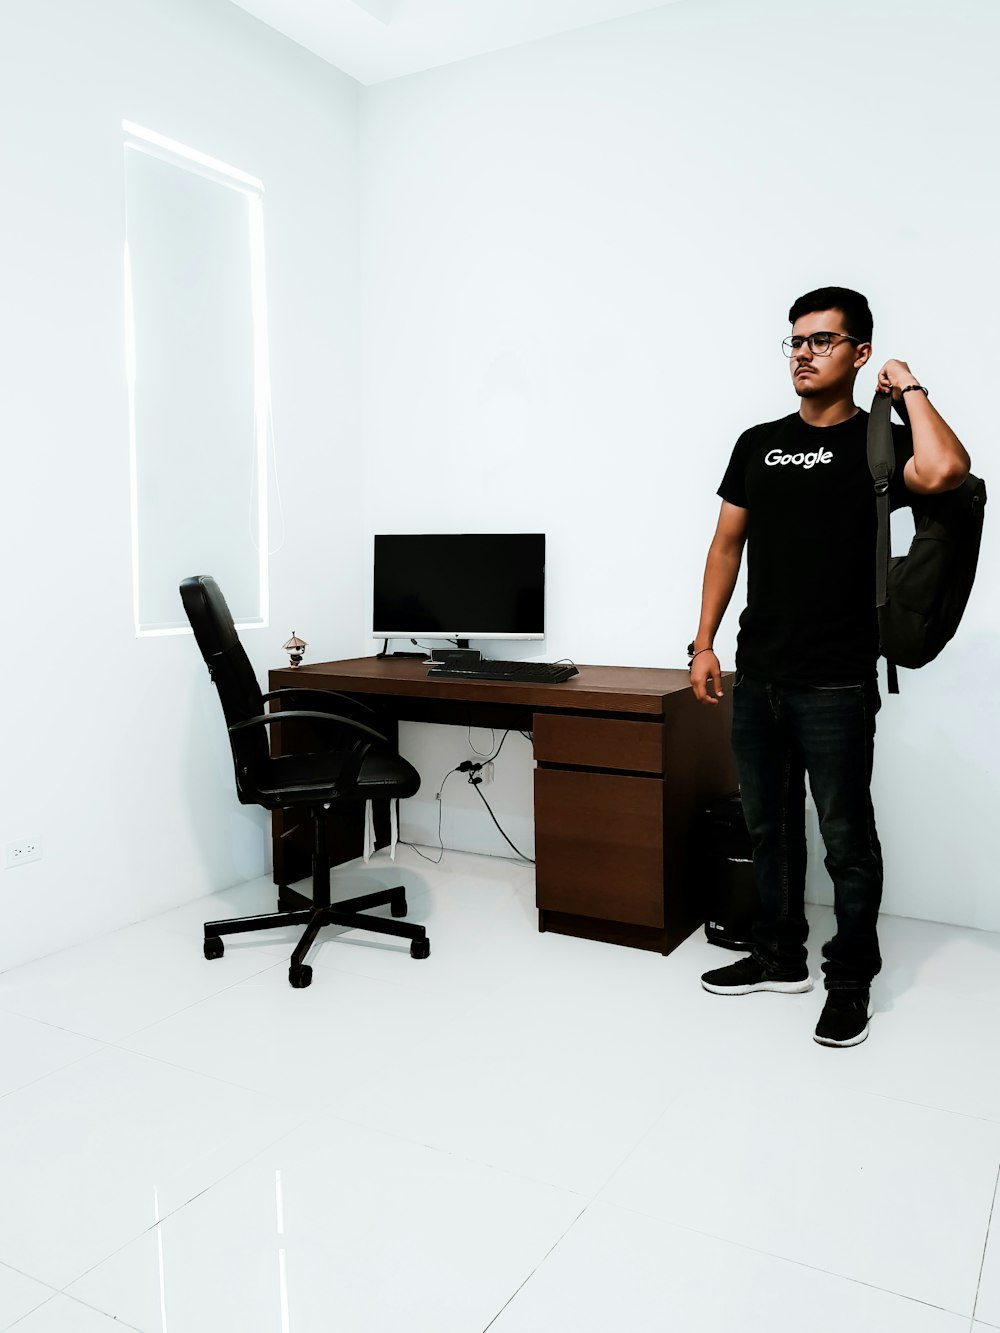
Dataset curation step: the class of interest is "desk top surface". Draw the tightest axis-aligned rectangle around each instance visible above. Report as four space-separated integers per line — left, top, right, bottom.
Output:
269 657 695 716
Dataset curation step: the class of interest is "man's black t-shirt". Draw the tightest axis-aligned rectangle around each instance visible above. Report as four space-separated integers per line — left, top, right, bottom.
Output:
718 408 914 684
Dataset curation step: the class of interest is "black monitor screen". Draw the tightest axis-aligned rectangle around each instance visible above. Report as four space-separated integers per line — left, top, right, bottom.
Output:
373 533 545 641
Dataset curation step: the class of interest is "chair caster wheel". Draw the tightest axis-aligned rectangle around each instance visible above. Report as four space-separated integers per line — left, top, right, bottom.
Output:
410 938 430 960
289 964 312 988
204 936 224 960
391 893 408 918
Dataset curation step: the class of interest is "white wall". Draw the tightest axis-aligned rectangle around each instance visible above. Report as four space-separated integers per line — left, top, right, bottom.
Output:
0 0 362 968
3 0 996 969
359 0 1000 928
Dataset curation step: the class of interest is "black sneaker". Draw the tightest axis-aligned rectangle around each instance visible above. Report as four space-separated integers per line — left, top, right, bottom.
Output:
701 955 812 996
814 991 870 1047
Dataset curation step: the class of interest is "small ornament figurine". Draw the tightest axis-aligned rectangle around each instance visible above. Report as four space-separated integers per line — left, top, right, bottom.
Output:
283 632 307 669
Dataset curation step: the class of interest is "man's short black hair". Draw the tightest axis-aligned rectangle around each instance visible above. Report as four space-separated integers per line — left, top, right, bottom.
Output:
788 286 873 344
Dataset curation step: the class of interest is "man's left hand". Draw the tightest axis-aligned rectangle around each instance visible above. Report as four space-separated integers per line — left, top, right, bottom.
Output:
877 359 920 401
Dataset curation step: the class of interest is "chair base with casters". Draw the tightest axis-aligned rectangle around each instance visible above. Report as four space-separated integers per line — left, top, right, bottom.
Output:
202 802 430 989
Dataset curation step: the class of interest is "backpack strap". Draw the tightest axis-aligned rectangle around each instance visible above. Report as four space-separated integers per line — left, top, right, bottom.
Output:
866 390 894 608
867 391 898 693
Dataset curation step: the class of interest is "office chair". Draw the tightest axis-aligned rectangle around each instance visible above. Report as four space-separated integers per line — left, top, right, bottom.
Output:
180 575 429 989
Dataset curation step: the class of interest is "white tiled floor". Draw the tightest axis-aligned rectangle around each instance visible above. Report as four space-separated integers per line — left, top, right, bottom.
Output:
1 846 999 1331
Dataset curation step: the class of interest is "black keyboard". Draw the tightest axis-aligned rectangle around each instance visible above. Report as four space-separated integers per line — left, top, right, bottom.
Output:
427 659 579 684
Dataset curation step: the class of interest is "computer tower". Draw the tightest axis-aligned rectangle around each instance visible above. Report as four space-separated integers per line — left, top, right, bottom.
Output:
690 792 757 950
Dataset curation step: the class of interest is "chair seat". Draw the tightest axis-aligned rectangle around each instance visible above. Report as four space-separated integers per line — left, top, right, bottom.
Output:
357 746 421 798
254 745 420 807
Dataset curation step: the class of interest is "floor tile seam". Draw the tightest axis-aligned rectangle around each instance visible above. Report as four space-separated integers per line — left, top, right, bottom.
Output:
254 1103 598 1201
0 1044 115 1106
103 1038 311 1122
284 945 455 991
0 1007 110 1045
0 919 164 982
112 957 288 1043
33 1288 146 1332
115 1015 1000 1139
5 908 260 973
0 953 290 1047
583 1091 686 1205
55 1116 317 1295
601 1197 977 1319
971 1158 1000 1323
142 919 293 950
1 1291 60 1333
0 1260 59 1295
0 1002 117 1049
270 944 539 1006
810 1077 1000 1132
294 954 585 1003
142 881 277 931
479 1197 594 1332
141 1123 305 1229
270 963 497 1003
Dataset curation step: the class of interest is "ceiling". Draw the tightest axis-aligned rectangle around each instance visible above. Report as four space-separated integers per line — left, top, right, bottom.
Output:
226 0 684 85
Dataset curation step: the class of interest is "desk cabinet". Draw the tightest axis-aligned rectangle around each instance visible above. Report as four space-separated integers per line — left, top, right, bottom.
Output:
532 692 735 955
268 659 736 956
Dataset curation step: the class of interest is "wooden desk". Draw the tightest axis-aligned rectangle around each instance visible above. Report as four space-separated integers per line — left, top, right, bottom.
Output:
268 658 736 955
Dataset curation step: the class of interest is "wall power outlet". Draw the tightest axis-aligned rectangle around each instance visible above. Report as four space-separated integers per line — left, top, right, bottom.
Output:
5 838 42 869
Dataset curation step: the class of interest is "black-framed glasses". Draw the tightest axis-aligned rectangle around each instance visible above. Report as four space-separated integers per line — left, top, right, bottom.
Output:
782 331 861 358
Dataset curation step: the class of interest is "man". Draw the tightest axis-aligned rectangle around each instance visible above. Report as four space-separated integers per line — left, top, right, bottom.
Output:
690 286 969 1047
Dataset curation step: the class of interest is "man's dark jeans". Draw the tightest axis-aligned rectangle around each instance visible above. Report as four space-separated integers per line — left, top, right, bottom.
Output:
731 673 883 992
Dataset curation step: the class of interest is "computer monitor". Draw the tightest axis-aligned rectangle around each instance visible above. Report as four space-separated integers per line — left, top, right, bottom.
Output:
373 533 545 643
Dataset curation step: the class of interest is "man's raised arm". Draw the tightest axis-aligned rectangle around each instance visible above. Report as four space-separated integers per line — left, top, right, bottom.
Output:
878 359 971 494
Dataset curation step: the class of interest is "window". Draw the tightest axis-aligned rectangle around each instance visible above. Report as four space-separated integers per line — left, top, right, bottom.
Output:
123 121 271 634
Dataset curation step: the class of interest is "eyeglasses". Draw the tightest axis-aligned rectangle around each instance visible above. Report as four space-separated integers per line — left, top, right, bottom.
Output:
782 332 861 358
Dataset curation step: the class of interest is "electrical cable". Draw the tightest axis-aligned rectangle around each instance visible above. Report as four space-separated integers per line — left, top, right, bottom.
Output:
469 781 534 863
486 730 510 762
468 727 496 757
399 729 533 865
377 637 433 659
467 727 512 761
399 766 462 865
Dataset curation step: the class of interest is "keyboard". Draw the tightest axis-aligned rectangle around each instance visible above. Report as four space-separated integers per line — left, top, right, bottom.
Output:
427 659 579 684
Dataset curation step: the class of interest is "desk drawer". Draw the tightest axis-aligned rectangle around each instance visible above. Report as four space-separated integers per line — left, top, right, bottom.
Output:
533 714 663 774
534 768 664 927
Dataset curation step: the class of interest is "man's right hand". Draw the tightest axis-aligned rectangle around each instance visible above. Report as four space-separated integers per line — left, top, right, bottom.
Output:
690 650 724 705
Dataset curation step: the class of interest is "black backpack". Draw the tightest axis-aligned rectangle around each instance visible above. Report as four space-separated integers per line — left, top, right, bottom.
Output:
867 390 986 693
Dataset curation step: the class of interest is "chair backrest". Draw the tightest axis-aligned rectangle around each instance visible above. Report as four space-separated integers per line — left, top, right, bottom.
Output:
180 576 270 792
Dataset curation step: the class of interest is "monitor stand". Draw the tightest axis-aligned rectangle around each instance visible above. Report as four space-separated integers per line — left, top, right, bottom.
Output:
430 646 481 664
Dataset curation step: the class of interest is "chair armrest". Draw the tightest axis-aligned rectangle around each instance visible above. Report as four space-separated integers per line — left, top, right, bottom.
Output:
229 710 388 744
261 688 378 716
